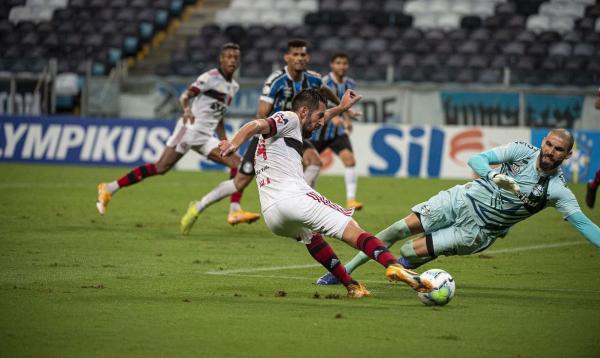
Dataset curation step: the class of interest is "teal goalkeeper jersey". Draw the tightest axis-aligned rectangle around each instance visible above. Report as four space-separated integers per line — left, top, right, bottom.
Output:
464 141 581 235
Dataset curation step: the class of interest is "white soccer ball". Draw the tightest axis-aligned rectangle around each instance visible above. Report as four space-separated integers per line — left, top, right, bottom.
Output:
417 269 455 306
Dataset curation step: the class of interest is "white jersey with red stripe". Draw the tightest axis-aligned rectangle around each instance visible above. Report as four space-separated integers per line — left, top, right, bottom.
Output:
188 68 239 136
254 111 313 210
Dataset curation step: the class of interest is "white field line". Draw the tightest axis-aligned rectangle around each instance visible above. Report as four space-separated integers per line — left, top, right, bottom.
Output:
0 182 196 189
206 241 586 276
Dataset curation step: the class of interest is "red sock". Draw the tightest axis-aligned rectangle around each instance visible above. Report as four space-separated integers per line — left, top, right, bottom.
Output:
306 233 353 286
229 167 243 204
356 232 397 268
116 163 157 188
590 169 600 189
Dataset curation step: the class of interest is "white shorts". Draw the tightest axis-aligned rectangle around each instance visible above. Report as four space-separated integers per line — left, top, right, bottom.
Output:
166 119 220 155
262 192 354 244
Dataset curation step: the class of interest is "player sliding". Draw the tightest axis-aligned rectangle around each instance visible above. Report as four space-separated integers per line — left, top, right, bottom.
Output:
95 43 259 225
317 128 600 285
217 88 433 297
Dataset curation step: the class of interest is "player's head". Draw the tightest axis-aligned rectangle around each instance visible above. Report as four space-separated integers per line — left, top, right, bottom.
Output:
539 128 573 171
329 52 350 77
284 39 309 72
219 42 241 78
292 88 327 137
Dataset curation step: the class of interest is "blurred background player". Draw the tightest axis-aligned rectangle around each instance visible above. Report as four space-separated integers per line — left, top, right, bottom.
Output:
96 43 260 225
585 87 600 208
310 52 363 210
180 39 343 234
218 88 432 297
317 128 600 285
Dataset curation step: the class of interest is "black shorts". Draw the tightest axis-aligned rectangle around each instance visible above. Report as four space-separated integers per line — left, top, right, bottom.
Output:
312 134 353 154
239 137 318 176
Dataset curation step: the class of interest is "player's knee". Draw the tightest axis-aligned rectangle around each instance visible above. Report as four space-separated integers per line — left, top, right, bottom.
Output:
400 241 417 259
344 157 356 167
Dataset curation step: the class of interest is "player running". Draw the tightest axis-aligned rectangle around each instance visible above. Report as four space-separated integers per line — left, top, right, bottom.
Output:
310 52 363 210
96 43 259 225
219 88 433 297
179 39 341 235
316 128 600 285
585 87 600 208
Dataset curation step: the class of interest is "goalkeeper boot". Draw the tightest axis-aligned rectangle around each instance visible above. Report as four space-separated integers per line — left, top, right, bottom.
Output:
346 281 370 298
227 210 260 225
180 202 199 235
346 199 363 210
316 272 340 286
586 183 597 209
385 263 433 293
96 183 111 215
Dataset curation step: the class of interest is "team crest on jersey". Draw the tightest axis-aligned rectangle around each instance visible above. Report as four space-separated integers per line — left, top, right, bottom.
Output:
507 160 527 175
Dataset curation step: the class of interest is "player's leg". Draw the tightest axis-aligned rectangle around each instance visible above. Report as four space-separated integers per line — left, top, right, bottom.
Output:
339 220 432 292
206 146 246 213
586 168 600 208
97 145 183 215
302 139 321 188
331 135 363 210
180 139 259 234
304 232 370 298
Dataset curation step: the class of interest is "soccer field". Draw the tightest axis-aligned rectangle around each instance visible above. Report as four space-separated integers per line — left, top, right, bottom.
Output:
1 163 599 357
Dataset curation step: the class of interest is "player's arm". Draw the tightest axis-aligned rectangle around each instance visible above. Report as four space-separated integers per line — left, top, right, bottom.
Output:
467 149 500 178
219 119 271 157
256 100 273 119
323 89 362 123
565 212 600 247
319 86 340 105
215 119 227 141
180 87 200 124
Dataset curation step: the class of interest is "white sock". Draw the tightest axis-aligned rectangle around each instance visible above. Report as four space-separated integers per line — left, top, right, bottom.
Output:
195 179 237 213
230 202 241 213
344 166 357 200
304 164 320 188
107 181 119 194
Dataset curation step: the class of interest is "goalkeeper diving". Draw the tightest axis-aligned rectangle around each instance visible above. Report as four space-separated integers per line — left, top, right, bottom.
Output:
316 128 600 285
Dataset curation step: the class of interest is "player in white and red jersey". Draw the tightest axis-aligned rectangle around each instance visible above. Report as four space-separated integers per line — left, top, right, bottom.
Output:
216 88 433 298
585 87 600 208
96 43 259 225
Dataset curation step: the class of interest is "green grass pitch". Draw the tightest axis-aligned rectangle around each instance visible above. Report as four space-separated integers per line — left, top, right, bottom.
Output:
1 163 599 357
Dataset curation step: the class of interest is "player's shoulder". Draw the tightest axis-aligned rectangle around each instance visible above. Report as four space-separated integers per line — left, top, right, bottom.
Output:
511 141 539 154
264 68 286 85
346 77 357 88
305 69 323 80
551 169 569 188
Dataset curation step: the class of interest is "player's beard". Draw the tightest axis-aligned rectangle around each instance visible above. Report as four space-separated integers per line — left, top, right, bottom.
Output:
538 153 562 171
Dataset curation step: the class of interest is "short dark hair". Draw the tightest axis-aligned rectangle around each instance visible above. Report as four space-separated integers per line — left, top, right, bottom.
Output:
292 89 326 112
330 52 349 63
220 42 240 53
287 39 308 52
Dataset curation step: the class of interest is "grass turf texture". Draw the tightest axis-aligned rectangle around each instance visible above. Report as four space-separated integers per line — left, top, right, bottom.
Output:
1 163 599 357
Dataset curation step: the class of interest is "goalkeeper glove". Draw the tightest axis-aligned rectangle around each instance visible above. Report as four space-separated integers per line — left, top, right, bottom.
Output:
489 172 521 193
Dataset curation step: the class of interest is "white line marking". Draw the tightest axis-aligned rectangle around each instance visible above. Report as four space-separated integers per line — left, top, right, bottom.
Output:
206 264 319 275
206 241 586 276
485 241 585 254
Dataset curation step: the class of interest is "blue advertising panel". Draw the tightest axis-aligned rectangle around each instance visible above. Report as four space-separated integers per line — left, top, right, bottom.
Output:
531 128 600 183
525 94 584 128
441 91 520 126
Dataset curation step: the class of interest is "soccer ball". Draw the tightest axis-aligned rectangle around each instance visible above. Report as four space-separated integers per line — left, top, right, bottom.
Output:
417 269 455 306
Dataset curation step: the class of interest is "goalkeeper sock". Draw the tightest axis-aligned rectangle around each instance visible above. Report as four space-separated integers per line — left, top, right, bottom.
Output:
306 233 353 286
355 233 397 268
345 219 412 273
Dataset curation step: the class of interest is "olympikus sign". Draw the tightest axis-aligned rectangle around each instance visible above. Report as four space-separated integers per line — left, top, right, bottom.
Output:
0 116 173 166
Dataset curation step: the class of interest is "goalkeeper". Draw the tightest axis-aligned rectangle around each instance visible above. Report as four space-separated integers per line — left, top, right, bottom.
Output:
316 128 600 285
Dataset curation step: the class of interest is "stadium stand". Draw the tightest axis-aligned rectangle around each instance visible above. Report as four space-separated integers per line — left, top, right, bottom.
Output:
1 0 197 75
0 0 598 86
